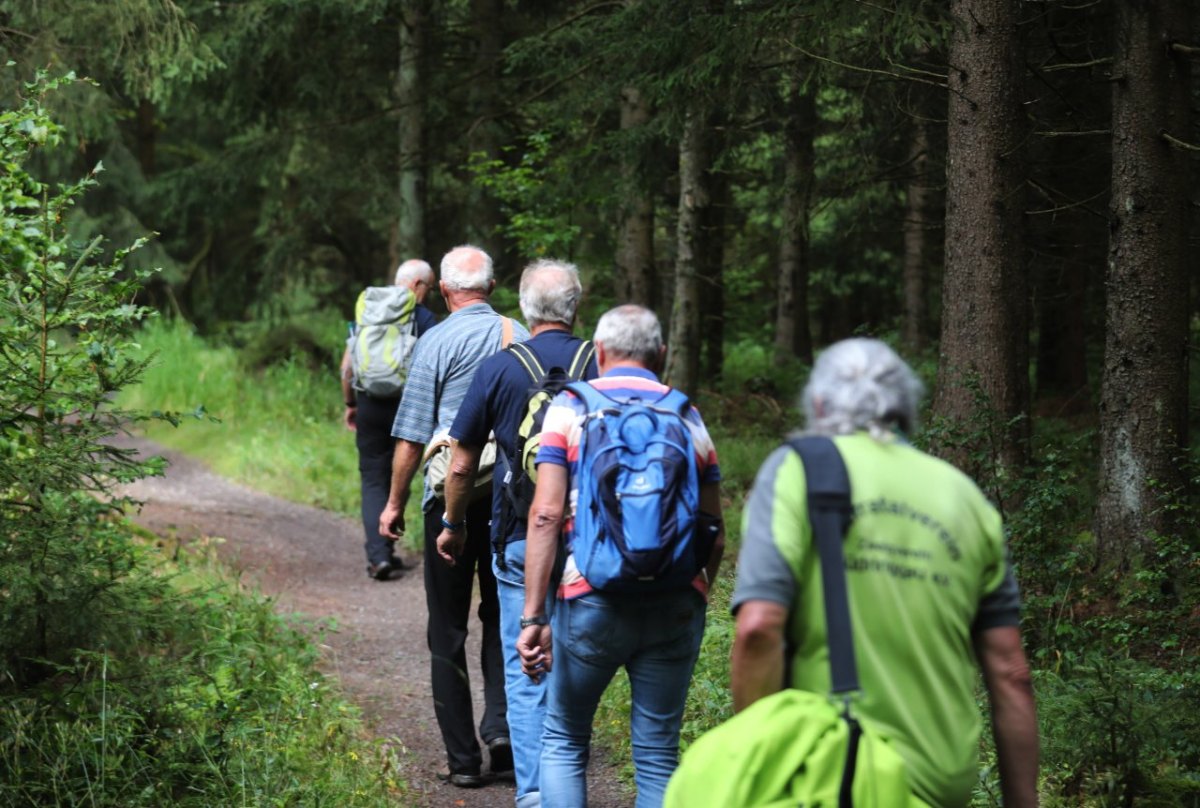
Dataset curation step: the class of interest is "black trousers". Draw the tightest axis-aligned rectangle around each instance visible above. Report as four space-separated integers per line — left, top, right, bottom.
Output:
355 394 401 567
423 498 508 774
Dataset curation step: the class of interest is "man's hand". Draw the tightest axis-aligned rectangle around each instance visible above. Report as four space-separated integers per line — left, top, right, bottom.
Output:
343 405 357 431
379 502 404 540
517 624 553 683
436 527 466 566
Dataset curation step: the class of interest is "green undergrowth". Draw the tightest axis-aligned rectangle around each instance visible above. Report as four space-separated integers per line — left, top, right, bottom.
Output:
118 318 427 550
0 531 407 806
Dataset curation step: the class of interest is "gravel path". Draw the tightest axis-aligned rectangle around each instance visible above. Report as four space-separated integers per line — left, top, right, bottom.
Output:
116 436 632 807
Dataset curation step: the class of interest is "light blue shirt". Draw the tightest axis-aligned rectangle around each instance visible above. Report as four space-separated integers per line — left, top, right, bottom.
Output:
391 302 529 507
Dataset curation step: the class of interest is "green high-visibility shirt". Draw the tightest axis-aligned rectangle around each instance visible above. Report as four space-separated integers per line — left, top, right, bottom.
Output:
734 432 1020 808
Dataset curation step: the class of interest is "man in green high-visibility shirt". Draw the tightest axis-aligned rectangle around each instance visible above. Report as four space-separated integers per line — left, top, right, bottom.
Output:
732 338 1038 808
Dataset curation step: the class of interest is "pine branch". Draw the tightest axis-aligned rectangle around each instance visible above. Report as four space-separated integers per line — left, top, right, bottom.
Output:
786 44 947 90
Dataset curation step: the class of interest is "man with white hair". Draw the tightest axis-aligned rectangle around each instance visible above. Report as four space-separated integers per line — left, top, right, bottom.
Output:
340 258 437 580
379 245 529 788
517 304 725 807
436 259 598 808
731 338 1038 808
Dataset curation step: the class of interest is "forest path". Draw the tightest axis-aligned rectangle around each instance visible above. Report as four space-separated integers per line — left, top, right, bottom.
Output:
115 435 631 808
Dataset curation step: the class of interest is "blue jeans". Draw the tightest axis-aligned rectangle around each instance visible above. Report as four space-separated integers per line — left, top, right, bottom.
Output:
495 539 554 808
539 589 706 808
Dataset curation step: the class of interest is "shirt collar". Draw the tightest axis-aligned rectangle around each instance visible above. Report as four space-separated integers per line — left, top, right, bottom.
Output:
600 365 659 383
449 302 494 317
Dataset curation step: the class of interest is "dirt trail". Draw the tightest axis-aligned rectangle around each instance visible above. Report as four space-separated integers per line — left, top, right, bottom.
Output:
116 436 631 807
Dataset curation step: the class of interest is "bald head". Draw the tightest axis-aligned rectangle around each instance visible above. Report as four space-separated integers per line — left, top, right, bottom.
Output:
440 245 494 293
593 304 662 368
394 258 434 287
519 259 582 328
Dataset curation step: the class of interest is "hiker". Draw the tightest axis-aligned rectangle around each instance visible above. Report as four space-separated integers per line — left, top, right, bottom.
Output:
378 245 529 788
730 338 1038 807
436 258 598 808
340 258 437 581
517 304 725 808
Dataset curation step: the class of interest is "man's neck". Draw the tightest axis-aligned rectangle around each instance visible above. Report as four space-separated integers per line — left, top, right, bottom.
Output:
447 293 489 313
600 361 652 375
529 322 570 338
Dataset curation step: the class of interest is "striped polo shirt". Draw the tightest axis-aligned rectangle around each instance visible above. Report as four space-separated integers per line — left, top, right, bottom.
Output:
391 302 529 507
535 365 721 598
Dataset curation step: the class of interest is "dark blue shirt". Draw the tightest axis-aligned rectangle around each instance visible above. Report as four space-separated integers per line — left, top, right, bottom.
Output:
413 303 437 337
450 328 598 544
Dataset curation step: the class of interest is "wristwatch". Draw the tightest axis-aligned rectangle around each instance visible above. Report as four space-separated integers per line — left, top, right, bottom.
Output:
520 614 549 629
440 515 465 532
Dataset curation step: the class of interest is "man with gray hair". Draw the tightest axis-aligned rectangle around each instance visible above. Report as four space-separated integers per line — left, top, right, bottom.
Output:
517 304 725 807
340 258 437 580
437 258 598 807
731 338 1038 807
379 245 529 788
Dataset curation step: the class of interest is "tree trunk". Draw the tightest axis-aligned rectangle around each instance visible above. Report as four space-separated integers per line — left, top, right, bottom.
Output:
136 99 156 177
394 0 427 263
701 140 728 380
933 0 1030 483
901 114 930 353
1096 0 1191 568
467 0 507 262
774 79 816 367
615 86 656 308
664 106 711 396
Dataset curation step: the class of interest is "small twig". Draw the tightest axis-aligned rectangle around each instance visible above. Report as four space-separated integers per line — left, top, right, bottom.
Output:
787 43 948 90
1034 129 1111 138
1162 131 1200 152
1040 57 1111 72
1169 42 1200 59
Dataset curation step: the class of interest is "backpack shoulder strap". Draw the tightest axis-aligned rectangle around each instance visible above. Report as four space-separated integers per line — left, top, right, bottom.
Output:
785 435 859 696
567 340 596 379
506 341 546 385
654 386 691 417
565 379 613 414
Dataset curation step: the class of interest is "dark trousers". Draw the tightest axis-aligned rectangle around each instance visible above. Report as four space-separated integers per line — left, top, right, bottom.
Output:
423 498 508 774
355 394 401 566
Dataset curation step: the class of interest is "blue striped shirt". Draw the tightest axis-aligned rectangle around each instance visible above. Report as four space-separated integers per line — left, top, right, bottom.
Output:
391 303 529 505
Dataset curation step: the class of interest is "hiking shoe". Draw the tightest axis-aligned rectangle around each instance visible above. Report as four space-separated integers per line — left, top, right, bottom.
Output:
387 554 408 571
366 560 394 581
436 769 488 788
487 736 514 780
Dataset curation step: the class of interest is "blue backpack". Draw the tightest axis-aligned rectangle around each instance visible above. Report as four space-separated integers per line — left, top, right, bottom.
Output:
566 381 714 592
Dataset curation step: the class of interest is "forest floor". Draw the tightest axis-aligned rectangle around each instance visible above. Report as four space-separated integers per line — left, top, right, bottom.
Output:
116 435 632 808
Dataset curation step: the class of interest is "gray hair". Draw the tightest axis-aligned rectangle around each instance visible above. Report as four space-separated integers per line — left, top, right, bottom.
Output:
394 258 433 286
593 305 662 366
519 259 582 327
440 245 493 292
802 338 924 439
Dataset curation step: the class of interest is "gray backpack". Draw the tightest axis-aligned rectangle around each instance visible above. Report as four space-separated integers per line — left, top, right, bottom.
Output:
348 286 418 397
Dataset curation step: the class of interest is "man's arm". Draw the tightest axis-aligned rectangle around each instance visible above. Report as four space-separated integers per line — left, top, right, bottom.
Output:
434 440 484 565
516 462 568 683
378 438 425 539
699 481 725 586
975 626 1039 808
731 599 788 712
339 347 356 430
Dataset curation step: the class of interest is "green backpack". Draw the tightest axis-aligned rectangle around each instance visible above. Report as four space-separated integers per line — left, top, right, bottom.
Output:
664 436 926 808
348 285 418 398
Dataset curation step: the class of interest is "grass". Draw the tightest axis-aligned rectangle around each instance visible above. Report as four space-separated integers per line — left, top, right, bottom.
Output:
120 318 426 549
0 530 407 806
